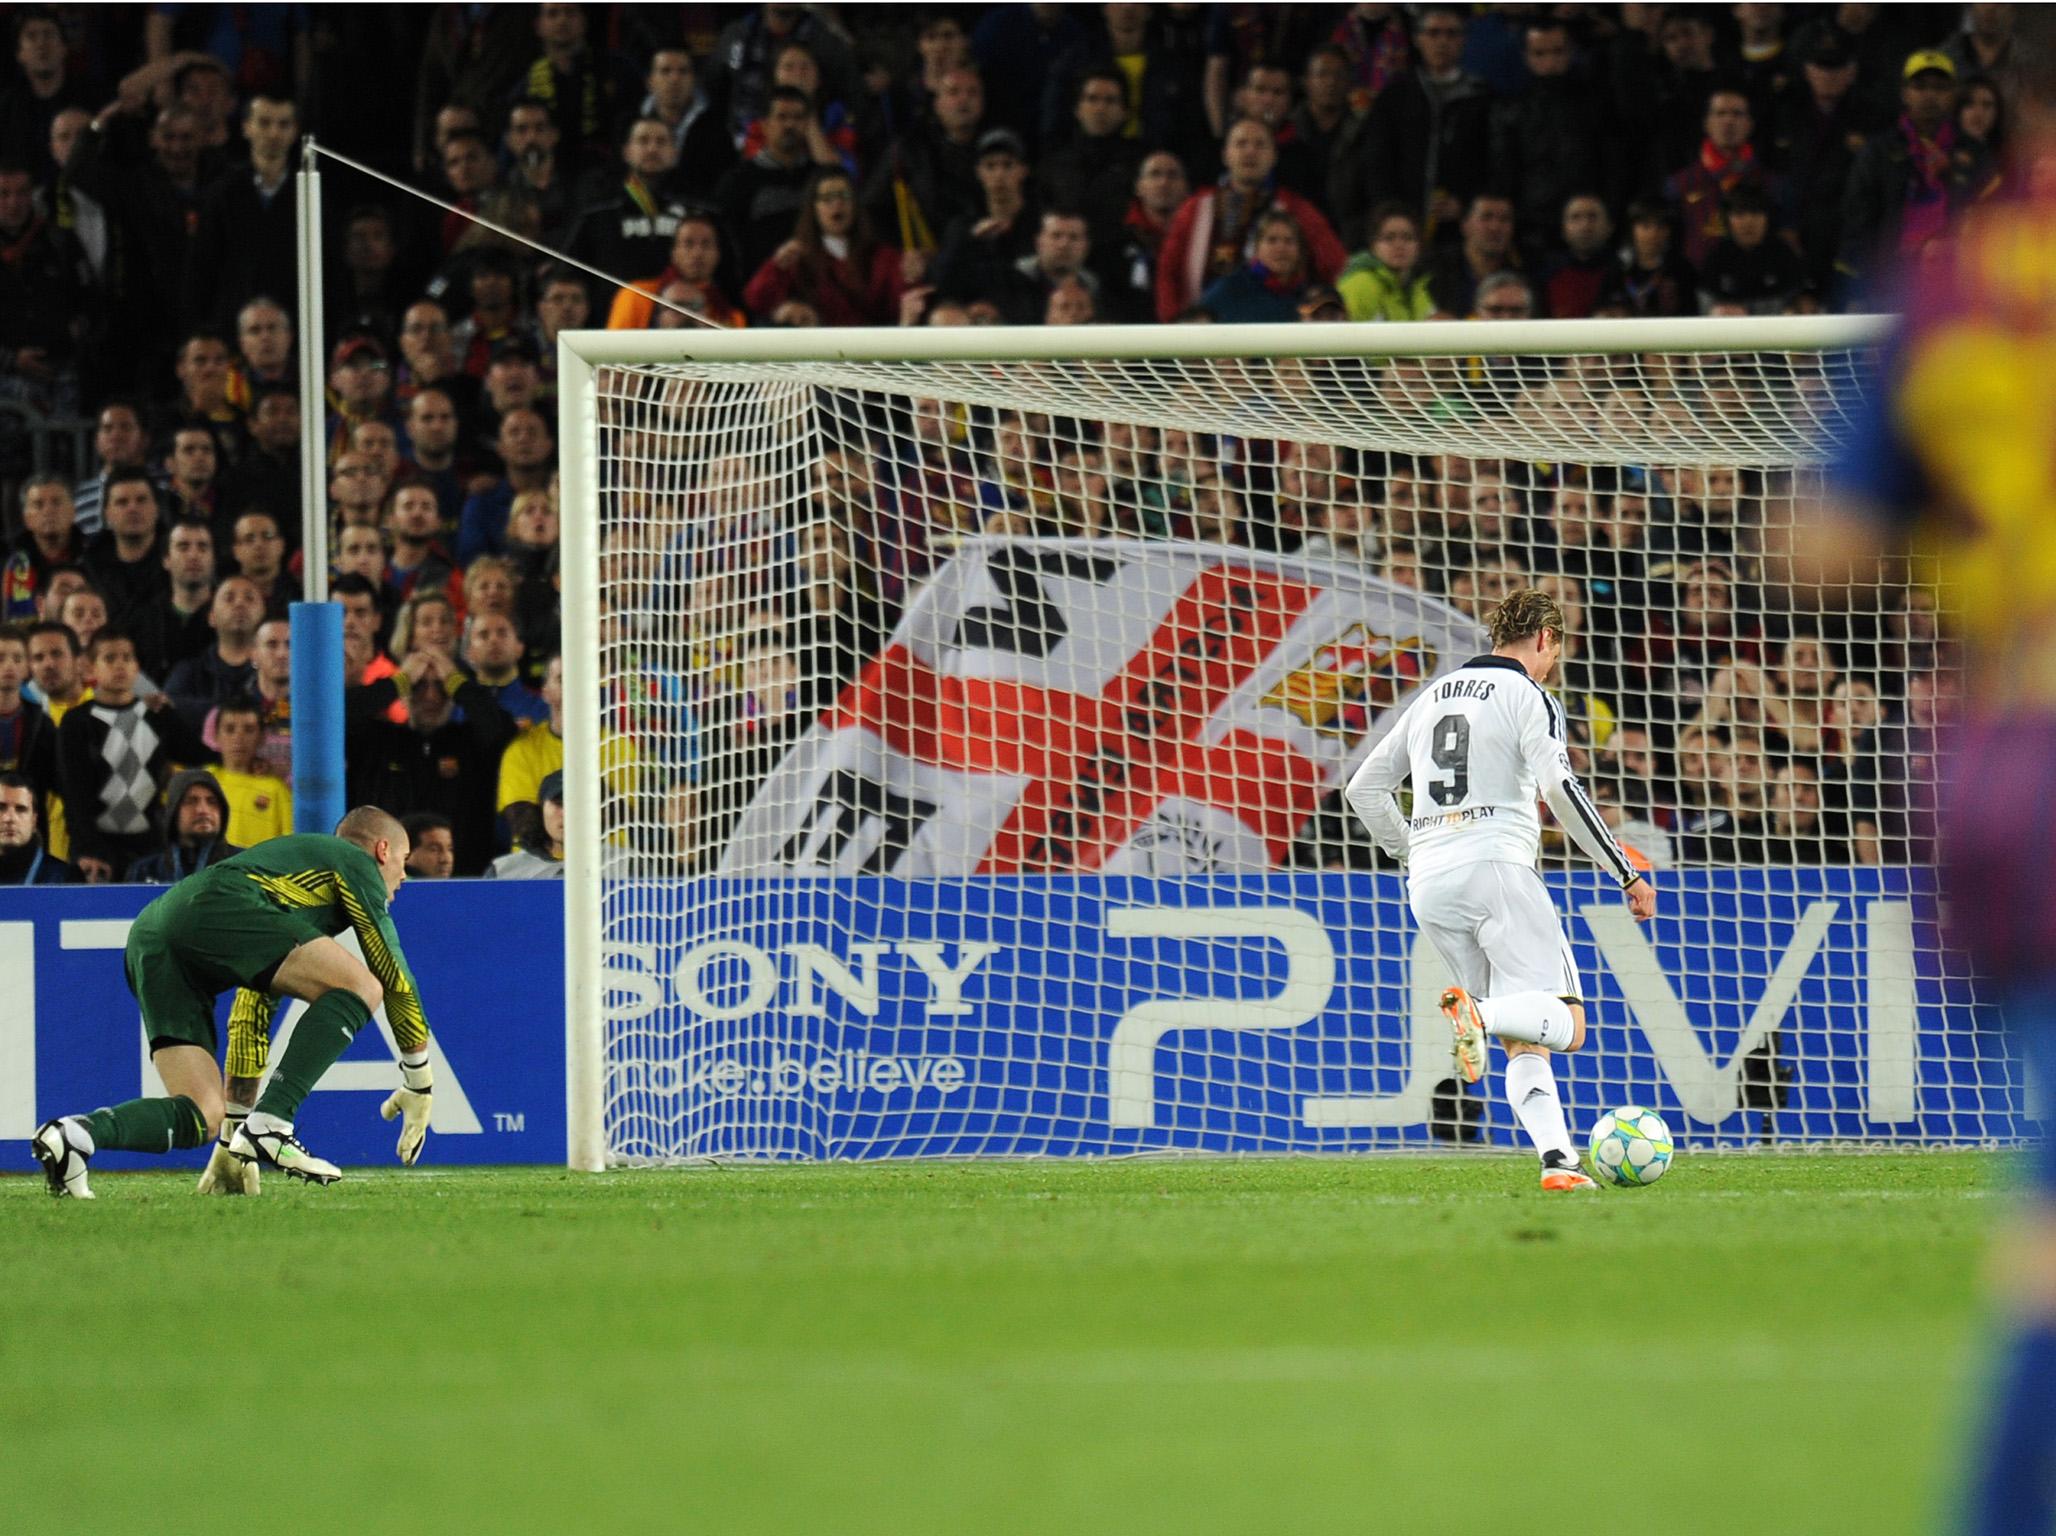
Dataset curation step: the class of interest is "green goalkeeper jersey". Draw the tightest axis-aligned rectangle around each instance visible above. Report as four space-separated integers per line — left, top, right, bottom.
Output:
159 832 431 1050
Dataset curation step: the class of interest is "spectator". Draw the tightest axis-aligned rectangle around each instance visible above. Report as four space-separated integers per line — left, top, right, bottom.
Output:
1755 759 1848 864
435 126 498 255
487 767 565 878
863 66 987 247
0 156 83 415
79 469 166 626
500 96 571 238
401 810 456 878
402 386 470 529
0 768 74 884
720 86 825 276
604 212 745 331
1954 74 2008 201
1285 45 1356 211
208 696 291 847
124 767 240 882
1489 19 1619 246
457 407 555 564
165 330 237 436
24 617 85 719
1157 116 1343 321
58 584 107 661
57 625 212 880
463 607 546 726
1665 87 1782 271
3 475 83 621
0 621 55 793
165 573 262 729
394 300 475 420
384 482 457 605
130 516 215 682
448 251 530 378
931 128 1035 305
641 47 733 199
1041 70 1146 246
477 335 545 441
331 204 408 340
1425 191 1519 316
532 265 589 389
219 385 300 524
1471 269 1534 321
333 524 389 596
1100 149 1189 324
744 166 909 326
1199 208 1314 322
330 572 396 686
230 508 298 617
565 117 691 286
329 447 388 530
1539 194 1616 319
345 643 514 876
1771 32 1884 292
232 614 294 777
1821 676 1898 865
1599 199 1696 317
72 401 159 536
225 296 292 412
391 589 460 667
161 422 223 531
994 207 1102 324
515 2 639 172
1839 52 1973 295
1698 185 1809 314
1940 5 2019 101
1619 8 1720 188
184 93 297 335
1336 5 1491 246
1043 275 1095 325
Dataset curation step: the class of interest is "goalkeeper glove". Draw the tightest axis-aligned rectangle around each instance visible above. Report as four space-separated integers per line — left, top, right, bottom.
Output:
196 1118 259 1195
379 1052 433 1166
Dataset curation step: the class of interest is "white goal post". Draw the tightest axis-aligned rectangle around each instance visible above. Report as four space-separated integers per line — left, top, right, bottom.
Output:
556 314 2008 1171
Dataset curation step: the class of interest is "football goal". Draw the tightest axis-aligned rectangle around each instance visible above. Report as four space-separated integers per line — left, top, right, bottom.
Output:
555 316 2006 1169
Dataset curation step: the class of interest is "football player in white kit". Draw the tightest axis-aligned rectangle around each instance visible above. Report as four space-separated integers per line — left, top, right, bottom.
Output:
1345 589 1657 1190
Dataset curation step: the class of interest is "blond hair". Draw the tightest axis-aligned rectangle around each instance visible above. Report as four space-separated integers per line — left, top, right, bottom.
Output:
1487 588 1566 649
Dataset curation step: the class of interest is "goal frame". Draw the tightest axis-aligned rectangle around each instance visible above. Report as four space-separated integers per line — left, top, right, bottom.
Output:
555 314 1896 1171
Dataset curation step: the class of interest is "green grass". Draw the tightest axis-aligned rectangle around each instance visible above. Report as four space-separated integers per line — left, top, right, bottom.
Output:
0 1153 2009 1536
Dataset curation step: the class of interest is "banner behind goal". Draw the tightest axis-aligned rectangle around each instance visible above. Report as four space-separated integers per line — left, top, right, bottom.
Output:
556 319 2007 1168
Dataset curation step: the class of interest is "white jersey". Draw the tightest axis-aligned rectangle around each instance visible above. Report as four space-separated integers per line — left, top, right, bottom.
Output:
1344 654 1637 887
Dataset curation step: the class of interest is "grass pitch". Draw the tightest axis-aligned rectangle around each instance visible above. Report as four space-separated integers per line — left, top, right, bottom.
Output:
0 1153 2005 1536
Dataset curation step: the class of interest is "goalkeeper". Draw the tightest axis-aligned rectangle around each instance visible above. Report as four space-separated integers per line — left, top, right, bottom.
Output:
30 807 437 1199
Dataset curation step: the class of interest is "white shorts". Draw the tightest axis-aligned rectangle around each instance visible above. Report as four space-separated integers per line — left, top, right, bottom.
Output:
1408 861 1582 1002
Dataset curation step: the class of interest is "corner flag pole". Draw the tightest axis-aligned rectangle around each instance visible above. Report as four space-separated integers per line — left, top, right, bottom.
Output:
292 137 343 833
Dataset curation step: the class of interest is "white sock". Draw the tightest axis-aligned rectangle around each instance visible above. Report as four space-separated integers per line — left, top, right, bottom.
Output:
1504 1052 1575 1163
1476 991 1576 1050
221 1103 251 1147
246 1110 293 1136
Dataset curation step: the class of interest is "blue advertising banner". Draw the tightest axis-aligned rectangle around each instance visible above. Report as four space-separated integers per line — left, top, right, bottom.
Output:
1 882 566 1171
3 869 2014 1172
602 867 2014 1160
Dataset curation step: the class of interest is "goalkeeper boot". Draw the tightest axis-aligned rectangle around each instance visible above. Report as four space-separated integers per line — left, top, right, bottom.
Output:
30 1116 95 1199
229 1116 341 1186
1539 1148 1597 1193
1439 987 1489 1086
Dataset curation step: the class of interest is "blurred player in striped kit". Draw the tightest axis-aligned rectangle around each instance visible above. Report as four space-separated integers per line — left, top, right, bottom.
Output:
1809 19 2056 1530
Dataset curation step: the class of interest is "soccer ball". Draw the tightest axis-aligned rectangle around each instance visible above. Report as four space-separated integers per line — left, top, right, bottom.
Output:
1585 1107 1674 1188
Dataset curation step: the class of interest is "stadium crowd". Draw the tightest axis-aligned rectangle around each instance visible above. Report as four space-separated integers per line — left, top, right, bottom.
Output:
0 2 1985 884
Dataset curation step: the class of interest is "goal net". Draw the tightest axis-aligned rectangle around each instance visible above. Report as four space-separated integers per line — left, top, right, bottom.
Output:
556 319 2007 1167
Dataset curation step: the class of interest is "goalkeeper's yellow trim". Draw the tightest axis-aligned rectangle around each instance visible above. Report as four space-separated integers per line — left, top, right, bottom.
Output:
225 989 277 1077
243 866 431 1050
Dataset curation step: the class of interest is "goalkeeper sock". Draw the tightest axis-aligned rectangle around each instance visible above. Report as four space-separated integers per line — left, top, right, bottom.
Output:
83 1095 208 1154
1503 1052 1575 1164
1476 992 1576 1050
255 989 372 1123
1967 1321 2056 1536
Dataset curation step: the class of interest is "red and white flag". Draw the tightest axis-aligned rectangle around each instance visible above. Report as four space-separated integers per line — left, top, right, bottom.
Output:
721 539 1484 876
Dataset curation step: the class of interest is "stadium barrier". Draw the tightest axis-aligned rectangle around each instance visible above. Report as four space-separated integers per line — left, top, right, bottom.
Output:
4 869 2005 1171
